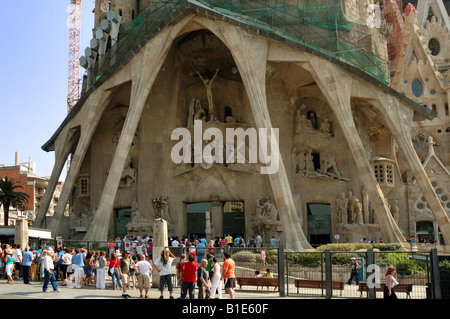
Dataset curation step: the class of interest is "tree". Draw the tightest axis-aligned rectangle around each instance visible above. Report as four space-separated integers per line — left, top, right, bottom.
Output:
0 176 29 226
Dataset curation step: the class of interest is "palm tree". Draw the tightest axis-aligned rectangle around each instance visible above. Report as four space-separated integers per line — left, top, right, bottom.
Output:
0 176 29 226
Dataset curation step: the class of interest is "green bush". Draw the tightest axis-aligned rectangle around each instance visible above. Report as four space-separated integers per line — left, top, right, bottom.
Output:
288 251 322 267
266 249 278 264
316 243 373 252
331 253 352 265
231 250 259 263
395 259 425 276
439 260 450 299
372 243 403 251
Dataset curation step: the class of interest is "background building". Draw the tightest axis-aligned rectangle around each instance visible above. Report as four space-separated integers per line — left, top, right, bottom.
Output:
0 152 64 226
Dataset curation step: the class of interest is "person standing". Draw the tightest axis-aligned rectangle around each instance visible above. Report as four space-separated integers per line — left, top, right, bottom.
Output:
154 249 176 299
209 257 222 299
5 249 15 284
221 252 236 299
384 266 398 299
119 251 132 298
61 249 72 286
255 234 262 248
108 252 123 291
96 251 107 289
135 254 152 298
71 248 85 288
176 253 187 287
108 240 115 258
347 257 360 285
42 249 60 292
83 251 93 287
197 259 211 299
225 234 233 247
260 248 267 271
55 248 64 281
179 254 199 299
13 244 22 280
196 240 206 264
22 246 33 284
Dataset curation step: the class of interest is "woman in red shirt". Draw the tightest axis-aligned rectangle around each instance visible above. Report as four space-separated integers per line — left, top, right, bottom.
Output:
107 252 123 291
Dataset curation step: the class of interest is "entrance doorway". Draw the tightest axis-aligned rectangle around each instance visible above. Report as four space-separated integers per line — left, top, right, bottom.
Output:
223 201 245 238
116 207 131 238
307 203 331 246
186 202 211 239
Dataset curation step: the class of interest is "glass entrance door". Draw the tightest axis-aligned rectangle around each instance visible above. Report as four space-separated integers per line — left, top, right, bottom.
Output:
116 208 131 238
307 203 331 245
186 202 211 240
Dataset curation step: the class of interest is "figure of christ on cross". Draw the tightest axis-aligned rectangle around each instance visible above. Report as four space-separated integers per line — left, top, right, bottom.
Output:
196 68 219 121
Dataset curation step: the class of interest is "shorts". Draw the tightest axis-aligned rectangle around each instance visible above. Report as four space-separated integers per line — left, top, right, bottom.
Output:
224 277 236 288
5 264 14 276
83 266 92 277
138 274 151 289
159 274 173 291
122 274 130 285
15 262 21 271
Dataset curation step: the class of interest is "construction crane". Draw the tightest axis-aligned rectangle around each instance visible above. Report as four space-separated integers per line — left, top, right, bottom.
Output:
67 0 82 113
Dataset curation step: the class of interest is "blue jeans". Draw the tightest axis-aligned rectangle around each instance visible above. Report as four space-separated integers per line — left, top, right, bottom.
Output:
43 269 58 292
110 268 122 290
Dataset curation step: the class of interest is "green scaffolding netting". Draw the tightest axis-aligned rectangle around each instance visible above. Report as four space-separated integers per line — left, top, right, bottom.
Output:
99 0 389 84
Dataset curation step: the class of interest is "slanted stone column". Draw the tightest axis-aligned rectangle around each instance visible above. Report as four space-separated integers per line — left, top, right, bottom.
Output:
84 20 190 241
215 24 311 250
47 90 115 235
373 93 450 246
34 134 76 228
305 60 407 246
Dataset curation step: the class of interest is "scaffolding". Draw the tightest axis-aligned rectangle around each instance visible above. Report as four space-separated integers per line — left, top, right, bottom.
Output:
93 0 391 85
380 0 404 74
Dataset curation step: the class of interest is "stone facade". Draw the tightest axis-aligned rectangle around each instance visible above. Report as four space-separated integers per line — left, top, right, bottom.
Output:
35 0 450 251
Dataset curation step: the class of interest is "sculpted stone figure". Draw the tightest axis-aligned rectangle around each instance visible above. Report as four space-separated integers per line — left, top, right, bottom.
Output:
291 147 306 176
120 155 137 187
336 192 348 224
321 153 341 178
126 198 152 235
197 69 219 120
294 107 332 138
253 197 279 233
319 118 331 134
391 199 400 225
304 149 315 176
351 198 364 224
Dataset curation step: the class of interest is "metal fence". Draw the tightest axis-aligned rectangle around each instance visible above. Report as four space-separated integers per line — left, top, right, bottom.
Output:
284 249 448 299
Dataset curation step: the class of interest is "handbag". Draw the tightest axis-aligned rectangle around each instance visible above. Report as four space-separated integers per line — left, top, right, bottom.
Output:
94 258 100 269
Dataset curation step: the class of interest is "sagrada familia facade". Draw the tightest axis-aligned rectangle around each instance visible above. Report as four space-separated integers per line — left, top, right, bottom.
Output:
34 0 450 251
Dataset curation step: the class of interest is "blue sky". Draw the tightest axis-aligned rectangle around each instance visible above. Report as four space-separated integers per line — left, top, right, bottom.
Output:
0 0 95 180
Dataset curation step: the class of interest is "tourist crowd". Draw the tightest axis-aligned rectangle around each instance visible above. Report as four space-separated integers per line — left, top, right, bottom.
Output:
0 232 272 299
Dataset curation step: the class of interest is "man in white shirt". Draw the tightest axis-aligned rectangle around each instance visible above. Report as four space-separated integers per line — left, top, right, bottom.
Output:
135 254 153 298
13 244 22 280
42 248 60 292
171 238 179 247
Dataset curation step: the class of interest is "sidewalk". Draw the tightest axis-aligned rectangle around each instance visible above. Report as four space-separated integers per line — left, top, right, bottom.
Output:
0 278 285 300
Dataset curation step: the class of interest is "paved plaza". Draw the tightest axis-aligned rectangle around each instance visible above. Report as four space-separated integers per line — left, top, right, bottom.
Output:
0 278 283 300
